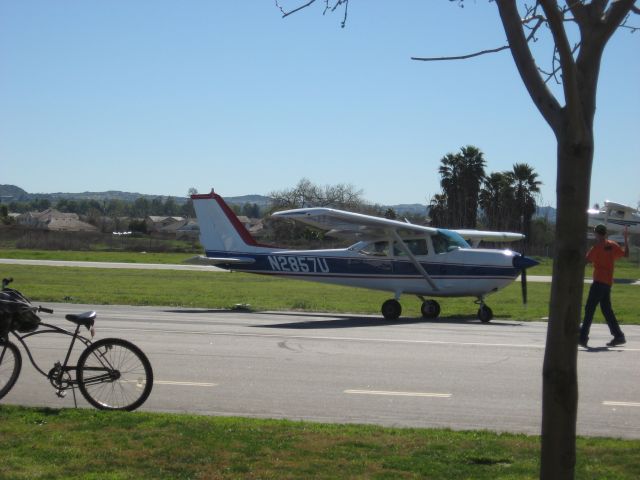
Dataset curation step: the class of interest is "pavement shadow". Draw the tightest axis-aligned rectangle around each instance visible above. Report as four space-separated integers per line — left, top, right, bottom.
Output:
161 308 523 329
428 316 523 327
163 308 232 314
163 305 255 314
255 316 426 330
581 346 622 353
254 312 522 329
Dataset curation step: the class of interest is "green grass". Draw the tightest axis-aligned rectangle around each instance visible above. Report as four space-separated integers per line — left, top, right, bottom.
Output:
0 248 194 264
2 247 639 278
529 254 640 280
0 263 638 324
0 405 639 479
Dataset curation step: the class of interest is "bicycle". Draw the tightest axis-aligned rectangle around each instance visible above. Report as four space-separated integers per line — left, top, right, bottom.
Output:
0 278 153 411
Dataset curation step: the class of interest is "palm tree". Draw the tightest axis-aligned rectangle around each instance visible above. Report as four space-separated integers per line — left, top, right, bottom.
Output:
437 146 486 228
479 172 515 231
458 146 487 228
428 193 448 226
508 163 542 240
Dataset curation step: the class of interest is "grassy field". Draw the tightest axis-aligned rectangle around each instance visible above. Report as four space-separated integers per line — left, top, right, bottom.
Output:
2 247 640 278
1 405 639 479
0 248 194 264
0 263 638 324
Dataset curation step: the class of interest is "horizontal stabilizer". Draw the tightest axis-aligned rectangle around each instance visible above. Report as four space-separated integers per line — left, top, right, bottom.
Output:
184 255 256 266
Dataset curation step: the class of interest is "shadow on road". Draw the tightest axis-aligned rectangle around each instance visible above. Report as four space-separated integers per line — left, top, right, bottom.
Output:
581 346 621 353
254 312 523 329
160 308 523 329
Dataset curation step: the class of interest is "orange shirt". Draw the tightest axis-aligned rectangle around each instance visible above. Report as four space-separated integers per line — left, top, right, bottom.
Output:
586 239 625 286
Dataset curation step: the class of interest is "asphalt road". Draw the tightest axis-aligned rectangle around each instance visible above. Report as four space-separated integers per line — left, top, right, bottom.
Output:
3 303 639 439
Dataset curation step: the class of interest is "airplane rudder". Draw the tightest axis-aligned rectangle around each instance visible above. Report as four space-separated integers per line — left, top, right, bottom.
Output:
192 191 259 252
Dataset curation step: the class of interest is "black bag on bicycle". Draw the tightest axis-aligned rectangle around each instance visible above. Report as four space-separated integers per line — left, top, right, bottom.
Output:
0 288 41 333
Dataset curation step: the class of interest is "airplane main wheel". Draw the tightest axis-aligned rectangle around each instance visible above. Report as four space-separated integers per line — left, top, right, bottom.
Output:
421 300 441 319
478 305 493 323
381 299 402 320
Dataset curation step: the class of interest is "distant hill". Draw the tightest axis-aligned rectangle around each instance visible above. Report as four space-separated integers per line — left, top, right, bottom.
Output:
389 204 429 217
0 184 557 221
0 185 29 202
535 206 557 222
224 194 273 208
0 185 273 207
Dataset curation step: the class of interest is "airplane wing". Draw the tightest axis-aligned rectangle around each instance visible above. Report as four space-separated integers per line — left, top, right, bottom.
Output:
272 207 439 237
453 230 525 244
273 208 525 244
604 200 637 212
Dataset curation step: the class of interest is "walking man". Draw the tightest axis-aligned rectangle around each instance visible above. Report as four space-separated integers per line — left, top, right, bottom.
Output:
579 224 629 348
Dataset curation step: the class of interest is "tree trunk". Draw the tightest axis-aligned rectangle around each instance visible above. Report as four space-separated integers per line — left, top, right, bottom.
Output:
540 128 593 479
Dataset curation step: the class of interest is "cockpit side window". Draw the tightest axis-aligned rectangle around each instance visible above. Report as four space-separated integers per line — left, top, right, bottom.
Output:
360 240 390 256
393 238 429 257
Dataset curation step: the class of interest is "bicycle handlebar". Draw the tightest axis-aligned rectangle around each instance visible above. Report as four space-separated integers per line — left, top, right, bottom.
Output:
38 306 54 314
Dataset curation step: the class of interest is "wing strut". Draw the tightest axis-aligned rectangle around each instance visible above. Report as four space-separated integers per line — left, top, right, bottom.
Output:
390 230 439 291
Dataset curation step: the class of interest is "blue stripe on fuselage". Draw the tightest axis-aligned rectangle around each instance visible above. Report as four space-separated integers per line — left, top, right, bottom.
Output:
205 251 518 279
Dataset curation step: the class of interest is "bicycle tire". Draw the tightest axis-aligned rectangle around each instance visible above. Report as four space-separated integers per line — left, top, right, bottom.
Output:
77 338 153 411
0 340 22 400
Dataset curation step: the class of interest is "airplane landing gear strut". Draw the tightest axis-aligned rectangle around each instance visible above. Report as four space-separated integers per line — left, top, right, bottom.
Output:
475 297 493 323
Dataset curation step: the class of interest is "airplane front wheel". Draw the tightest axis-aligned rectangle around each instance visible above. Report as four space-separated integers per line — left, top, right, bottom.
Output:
478 305 493 323
381 299 402 320
421 300 441 319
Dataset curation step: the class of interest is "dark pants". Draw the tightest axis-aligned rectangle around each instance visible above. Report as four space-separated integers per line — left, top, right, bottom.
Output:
580 281 624 341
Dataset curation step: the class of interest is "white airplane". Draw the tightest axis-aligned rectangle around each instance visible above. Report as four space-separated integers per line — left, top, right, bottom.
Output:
587 201 640 238
189 190 538 322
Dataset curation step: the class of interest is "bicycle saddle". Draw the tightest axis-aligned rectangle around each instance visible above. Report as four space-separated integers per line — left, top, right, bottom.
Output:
65 311 96 329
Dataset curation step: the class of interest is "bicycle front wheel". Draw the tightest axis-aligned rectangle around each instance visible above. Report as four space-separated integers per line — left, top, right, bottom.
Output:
77 338 153 411
0 340 22 400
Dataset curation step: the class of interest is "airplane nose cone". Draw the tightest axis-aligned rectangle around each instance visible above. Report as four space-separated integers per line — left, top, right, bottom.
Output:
512 254 539 270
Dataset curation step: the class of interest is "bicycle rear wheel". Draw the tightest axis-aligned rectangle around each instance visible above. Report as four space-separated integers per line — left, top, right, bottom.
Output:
77 338 153 411
0 340 22 400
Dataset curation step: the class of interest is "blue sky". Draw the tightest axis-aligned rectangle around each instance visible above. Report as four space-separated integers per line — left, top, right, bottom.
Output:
1 1 638 208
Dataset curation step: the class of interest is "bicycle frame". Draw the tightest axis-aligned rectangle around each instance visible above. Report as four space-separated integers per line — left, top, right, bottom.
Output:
10 321 93 390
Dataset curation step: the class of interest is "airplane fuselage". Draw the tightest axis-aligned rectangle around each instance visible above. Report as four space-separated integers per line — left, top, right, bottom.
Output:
205 245 521 298
587 201 640 234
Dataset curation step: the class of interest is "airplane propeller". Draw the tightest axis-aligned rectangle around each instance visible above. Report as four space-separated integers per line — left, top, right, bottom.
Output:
512 251 539 305
521 258 528 304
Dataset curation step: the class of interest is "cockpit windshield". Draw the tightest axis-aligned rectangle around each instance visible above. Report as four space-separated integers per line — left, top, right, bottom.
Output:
432 230 470 253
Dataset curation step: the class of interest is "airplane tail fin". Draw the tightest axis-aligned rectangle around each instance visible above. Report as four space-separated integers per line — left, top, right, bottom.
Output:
191 190 268 253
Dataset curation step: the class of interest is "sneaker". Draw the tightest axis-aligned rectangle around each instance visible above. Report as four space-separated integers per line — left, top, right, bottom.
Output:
578 338 589 348
606 336 626 347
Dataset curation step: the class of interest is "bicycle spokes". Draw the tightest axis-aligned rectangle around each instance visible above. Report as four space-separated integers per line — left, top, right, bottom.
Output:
77 338 153 411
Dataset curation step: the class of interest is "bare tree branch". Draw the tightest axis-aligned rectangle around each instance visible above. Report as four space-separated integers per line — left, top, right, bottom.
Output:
539 41 582 84
540 0 584 128
411 45 510 62
496 0 562 134
413 9 545 64
602 0 639 39
275 0 349 27
275 0 317 19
